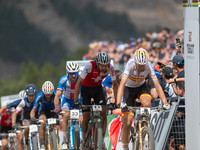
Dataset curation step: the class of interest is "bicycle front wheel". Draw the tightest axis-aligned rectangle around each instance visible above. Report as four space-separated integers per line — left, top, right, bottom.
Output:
94 123 103 150
141 127 155 150
73 124 80 150
50 132 58 150
32 136 38 150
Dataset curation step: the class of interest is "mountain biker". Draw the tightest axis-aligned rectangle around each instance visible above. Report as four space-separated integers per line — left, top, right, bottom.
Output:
12 84 37 150
116 48 170 150
30 81 58 150
0 90 26 150
74 52 118 150
53 62 82 149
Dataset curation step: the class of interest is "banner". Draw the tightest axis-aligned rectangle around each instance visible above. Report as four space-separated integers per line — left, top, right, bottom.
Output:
105 105 177 150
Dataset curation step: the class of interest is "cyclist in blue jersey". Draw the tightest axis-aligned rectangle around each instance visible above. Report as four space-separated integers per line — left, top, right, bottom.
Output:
54 62 82 149
12 84 37 150
30 81 58 150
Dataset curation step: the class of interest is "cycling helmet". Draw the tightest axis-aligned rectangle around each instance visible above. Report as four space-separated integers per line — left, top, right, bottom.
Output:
133 48 149 65
66 62 79 73
42 81 54 94
25 84 37 95
95 52 111 65
18 90 27 99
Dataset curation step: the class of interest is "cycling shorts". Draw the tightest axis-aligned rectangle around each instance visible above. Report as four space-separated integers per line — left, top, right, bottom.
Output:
123 82 151 107
81 85 106 112
61 97 81 110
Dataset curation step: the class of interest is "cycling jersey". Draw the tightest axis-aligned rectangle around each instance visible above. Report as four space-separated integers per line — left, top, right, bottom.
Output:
33 91 57 111
80 61 116 87
15 97 35 120
122 59 157 88
6 99 21 109
57 74 80 100
0 110 12 127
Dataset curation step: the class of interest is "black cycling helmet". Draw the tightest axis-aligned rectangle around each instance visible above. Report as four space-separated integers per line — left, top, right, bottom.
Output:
25 84 37 95
95 52 111 65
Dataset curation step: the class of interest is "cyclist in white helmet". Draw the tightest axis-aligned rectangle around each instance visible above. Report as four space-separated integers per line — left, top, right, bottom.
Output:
53 62 82 149
116 48 170 150
30 81 59 150
74 52 118 150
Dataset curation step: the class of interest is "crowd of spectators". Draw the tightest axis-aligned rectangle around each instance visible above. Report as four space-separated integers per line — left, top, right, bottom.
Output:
82 27 185 150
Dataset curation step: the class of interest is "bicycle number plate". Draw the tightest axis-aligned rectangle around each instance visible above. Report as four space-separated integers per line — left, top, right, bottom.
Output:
92 105 102 111
140 108 151 115
29 125 38 133
8 133 16 137
48 118 57 125
70 109 79 119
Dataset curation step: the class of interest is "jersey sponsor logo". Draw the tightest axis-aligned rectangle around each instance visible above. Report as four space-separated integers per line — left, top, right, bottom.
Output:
60 77 68 84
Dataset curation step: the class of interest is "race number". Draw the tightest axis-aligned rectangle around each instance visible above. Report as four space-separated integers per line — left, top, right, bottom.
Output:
140 108 151 115
92 105 102 111
48 118 57 125
70 109 79 119
29 125 38 133
8 133 16 137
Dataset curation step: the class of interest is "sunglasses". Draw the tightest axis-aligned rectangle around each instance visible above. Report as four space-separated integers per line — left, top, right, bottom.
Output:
68 72 78 76
44 94 52 97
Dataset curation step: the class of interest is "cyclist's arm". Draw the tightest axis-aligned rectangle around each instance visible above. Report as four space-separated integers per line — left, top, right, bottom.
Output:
74 77 84 103
0 106 7 115
12 100 25 124
112 79 118 103
116 77 127 105
30 109 36 118
54 90 62 108
12 112 18 125
153 79 168 105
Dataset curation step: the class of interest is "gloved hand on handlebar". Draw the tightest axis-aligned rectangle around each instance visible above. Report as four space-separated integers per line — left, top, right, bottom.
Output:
72 102 81 108
117 102 127 109
12 124 18 129
163 104 170 110
54 107 61 113
31 116 37 122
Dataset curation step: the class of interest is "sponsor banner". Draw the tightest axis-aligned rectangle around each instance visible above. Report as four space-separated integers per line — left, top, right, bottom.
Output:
105 105 177 150
0 94 19 107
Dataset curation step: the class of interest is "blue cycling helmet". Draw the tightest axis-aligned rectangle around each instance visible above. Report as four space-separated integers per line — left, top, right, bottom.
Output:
25 84 37 95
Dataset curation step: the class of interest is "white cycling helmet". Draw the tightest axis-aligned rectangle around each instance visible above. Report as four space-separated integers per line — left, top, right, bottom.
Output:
133 48 149 65
95 52 111 65
18 90 27 99
42 81 54 94
66 62 79 73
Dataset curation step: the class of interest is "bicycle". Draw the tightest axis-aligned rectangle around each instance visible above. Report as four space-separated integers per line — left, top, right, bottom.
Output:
0 131 17 150
81 103 115 150
60 108 82 150
127 106 157 150
18 124 41 150
37 117 61 150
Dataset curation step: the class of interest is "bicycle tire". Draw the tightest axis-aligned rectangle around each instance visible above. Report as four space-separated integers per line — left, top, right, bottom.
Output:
94 123 103 150
85 122 92 150
50 132 58 150
141 127 155 150
32 136 38 150
73 124 80 150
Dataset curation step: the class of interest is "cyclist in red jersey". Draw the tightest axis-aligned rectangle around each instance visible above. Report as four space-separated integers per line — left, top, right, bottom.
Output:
74 52 118 150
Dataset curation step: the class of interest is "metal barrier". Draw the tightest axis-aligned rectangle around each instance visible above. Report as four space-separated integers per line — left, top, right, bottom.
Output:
164 97 185 150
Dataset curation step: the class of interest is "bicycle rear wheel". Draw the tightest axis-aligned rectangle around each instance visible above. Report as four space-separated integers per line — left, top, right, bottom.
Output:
73 124 80 150
141 127 155 150
94 123 103 150
50 132 58 150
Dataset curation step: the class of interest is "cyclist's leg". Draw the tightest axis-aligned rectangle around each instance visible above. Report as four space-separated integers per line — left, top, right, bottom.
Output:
94 86 107 134
23 120 30 145
39 114 46 145
17 132 23 150
138 82 152 107
61 98 71 142
1 139 8 150
121 86 137 150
